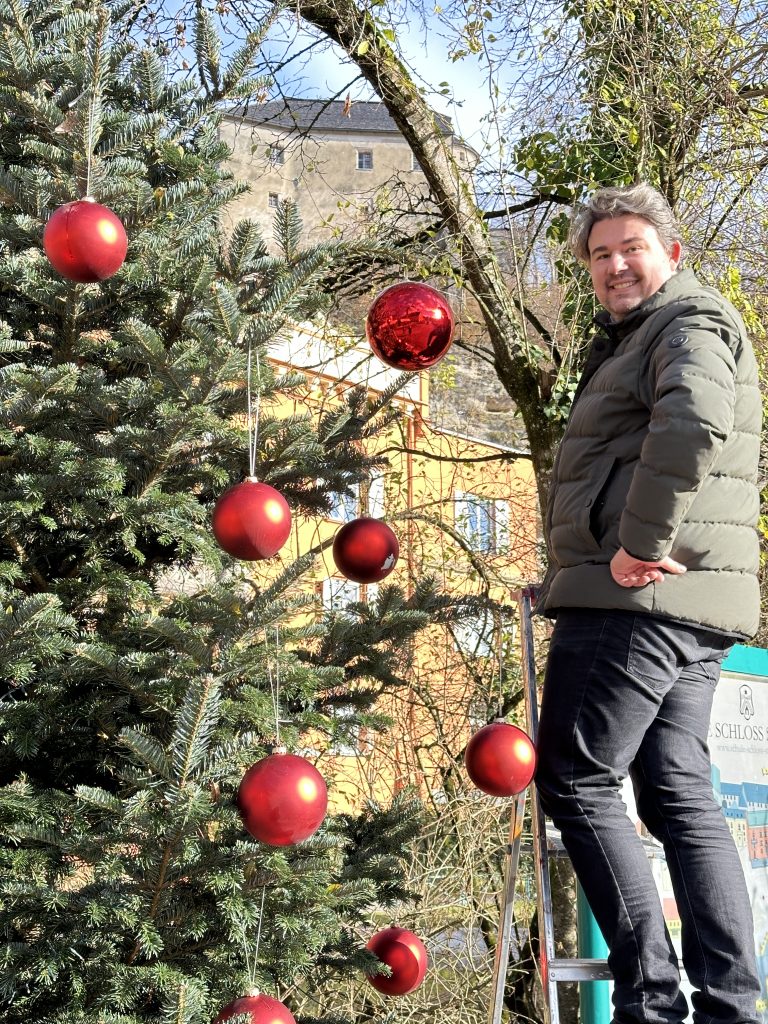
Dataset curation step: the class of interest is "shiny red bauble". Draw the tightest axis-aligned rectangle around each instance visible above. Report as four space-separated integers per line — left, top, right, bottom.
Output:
212 479 291 561
237 752 328 846
464 721 536 797
366 282 454 370
43 199 128 283
332 518 399 584
214 992 296 1024
365 927 428 996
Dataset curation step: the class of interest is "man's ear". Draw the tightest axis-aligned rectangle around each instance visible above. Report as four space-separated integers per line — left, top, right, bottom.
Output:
669 239 683 269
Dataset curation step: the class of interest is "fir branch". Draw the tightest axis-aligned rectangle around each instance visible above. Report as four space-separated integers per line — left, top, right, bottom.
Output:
170 675 222 787
119 728 171 781
194 3 222 99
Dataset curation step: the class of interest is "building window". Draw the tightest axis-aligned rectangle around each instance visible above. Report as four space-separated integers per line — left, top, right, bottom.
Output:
367 472 385 518
322 577 360 612
454 491 510 554
321 578 378 613
327 476 383 521
327 484 359 523
269 146 285 166
411 152 423 172
356 150 374 170
452 611 494 658
268 192 280 208
328 703 366 756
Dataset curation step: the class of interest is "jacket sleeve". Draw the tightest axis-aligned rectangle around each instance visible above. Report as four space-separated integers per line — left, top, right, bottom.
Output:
618 315 738 561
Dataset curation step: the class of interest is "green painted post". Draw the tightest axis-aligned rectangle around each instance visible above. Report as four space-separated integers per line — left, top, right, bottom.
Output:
577 882 611 1024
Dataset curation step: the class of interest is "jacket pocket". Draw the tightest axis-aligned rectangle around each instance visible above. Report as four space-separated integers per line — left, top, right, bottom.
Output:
581 454 618 550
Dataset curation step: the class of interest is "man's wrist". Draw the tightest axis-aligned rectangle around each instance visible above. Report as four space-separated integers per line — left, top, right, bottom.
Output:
621 546 646 561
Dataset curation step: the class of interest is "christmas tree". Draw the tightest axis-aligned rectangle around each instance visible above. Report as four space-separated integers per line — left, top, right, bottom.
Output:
0 2 456 1020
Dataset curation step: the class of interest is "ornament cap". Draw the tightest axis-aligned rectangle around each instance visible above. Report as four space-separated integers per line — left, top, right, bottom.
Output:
273 744 288 755
245 474 259 483
82 195 97 203
246 987 261 998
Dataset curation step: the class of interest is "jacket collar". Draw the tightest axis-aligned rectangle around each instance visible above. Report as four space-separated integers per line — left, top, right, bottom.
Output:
593 268 698 340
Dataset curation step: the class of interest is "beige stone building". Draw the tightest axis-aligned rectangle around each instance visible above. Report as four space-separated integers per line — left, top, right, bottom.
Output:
220 97 478 245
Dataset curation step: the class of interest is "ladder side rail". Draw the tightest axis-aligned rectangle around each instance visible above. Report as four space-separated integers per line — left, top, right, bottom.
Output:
487 789 528 1024
519 587 561 1024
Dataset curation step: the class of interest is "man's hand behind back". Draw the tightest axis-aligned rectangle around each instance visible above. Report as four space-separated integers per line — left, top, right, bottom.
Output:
610 546 687 588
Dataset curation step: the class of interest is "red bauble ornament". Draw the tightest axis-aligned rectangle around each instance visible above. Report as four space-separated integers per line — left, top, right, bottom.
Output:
464 721 536 797
365 927 428 996
43 199 128 283
214 992 296 1024
332 518 399 584
237 752 328 846
366 282 454 370
212 478 291 561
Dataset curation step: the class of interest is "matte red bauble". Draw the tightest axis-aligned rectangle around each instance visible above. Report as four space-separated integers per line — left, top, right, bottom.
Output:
212 479 291 561
237 752 328 846
366 282 454 370
366 927 428 996
43 199 128 283
214 992 296 1024
464 721 536 797
332 518 399 584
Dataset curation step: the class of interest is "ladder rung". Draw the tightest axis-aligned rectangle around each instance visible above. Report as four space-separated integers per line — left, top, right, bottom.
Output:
548 957 612 982
520 841 571 858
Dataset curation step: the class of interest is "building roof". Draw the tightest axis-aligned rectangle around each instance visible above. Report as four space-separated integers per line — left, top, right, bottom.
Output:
720 780 768 807
226 97 455 138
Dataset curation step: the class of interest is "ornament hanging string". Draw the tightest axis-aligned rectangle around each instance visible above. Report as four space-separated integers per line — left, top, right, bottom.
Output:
246 343 262 479
254 885 266 967
241 886 267 989
85 92 95 198
266 626 281 744
496 614 504 719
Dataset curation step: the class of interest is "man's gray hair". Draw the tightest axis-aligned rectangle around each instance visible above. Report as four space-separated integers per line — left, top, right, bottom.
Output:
568 183 683 263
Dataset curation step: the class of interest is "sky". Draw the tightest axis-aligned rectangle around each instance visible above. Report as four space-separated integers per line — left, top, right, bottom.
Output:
258 10 514 158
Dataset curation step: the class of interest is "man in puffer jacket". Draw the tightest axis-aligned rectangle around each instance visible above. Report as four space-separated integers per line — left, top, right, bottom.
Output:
535 183 762 1024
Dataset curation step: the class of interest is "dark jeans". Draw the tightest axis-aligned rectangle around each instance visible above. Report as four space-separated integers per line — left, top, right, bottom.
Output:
536 609 760 1024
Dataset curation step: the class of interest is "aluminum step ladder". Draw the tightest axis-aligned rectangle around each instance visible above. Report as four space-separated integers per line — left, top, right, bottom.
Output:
488 586 611 1024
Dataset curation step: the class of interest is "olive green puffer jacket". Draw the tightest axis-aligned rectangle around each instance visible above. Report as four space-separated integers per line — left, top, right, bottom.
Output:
539 267 762 637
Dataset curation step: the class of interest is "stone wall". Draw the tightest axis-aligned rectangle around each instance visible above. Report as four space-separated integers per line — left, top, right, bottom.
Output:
428 344 529 451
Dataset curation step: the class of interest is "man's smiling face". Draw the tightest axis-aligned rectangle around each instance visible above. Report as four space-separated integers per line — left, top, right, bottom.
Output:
587 214 682 321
